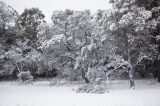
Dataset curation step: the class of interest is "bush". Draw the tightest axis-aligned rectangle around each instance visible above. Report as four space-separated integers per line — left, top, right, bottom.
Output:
75 65 110 94
76 82 108 94
17 71 33 82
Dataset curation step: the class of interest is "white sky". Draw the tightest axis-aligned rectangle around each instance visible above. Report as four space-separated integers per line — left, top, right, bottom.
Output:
5 0 112 23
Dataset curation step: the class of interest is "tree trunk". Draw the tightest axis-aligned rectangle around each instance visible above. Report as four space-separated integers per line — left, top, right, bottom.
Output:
128 66 135 89
153 61 158 78
125 35 135 89
81 69 89 84
155 60 160 82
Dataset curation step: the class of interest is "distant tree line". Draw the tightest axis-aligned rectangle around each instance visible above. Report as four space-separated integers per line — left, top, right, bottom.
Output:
0 0 160 88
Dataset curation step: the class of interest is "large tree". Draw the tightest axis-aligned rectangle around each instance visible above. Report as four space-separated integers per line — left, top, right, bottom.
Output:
38 10 95 81
134 0 160 82
16 8 45 48
104 0 157 88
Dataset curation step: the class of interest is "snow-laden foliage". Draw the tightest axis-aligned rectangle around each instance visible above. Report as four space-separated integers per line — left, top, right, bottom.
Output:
119 7 152 32
4 46 23 62
0 1 18 32
1 0 160 85
86 55 128 82
40 34 65 50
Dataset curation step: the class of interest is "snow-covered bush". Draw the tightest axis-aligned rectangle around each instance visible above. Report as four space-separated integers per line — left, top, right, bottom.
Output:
76 82 107 94
17 71 33 82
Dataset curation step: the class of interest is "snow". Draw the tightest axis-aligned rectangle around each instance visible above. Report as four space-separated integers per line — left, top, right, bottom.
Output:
40 34 64 49
0 80 160 106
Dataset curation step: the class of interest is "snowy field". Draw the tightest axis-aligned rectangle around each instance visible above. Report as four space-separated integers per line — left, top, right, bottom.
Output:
0 79 160 106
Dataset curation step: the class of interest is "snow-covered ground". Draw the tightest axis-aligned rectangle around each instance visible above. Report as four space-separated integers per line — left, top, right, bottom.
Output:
0 79 160 106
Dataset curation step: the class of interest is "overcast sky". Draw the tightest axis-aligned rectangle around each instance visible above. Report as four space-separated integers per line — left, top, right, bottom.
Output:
5 0 112 23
